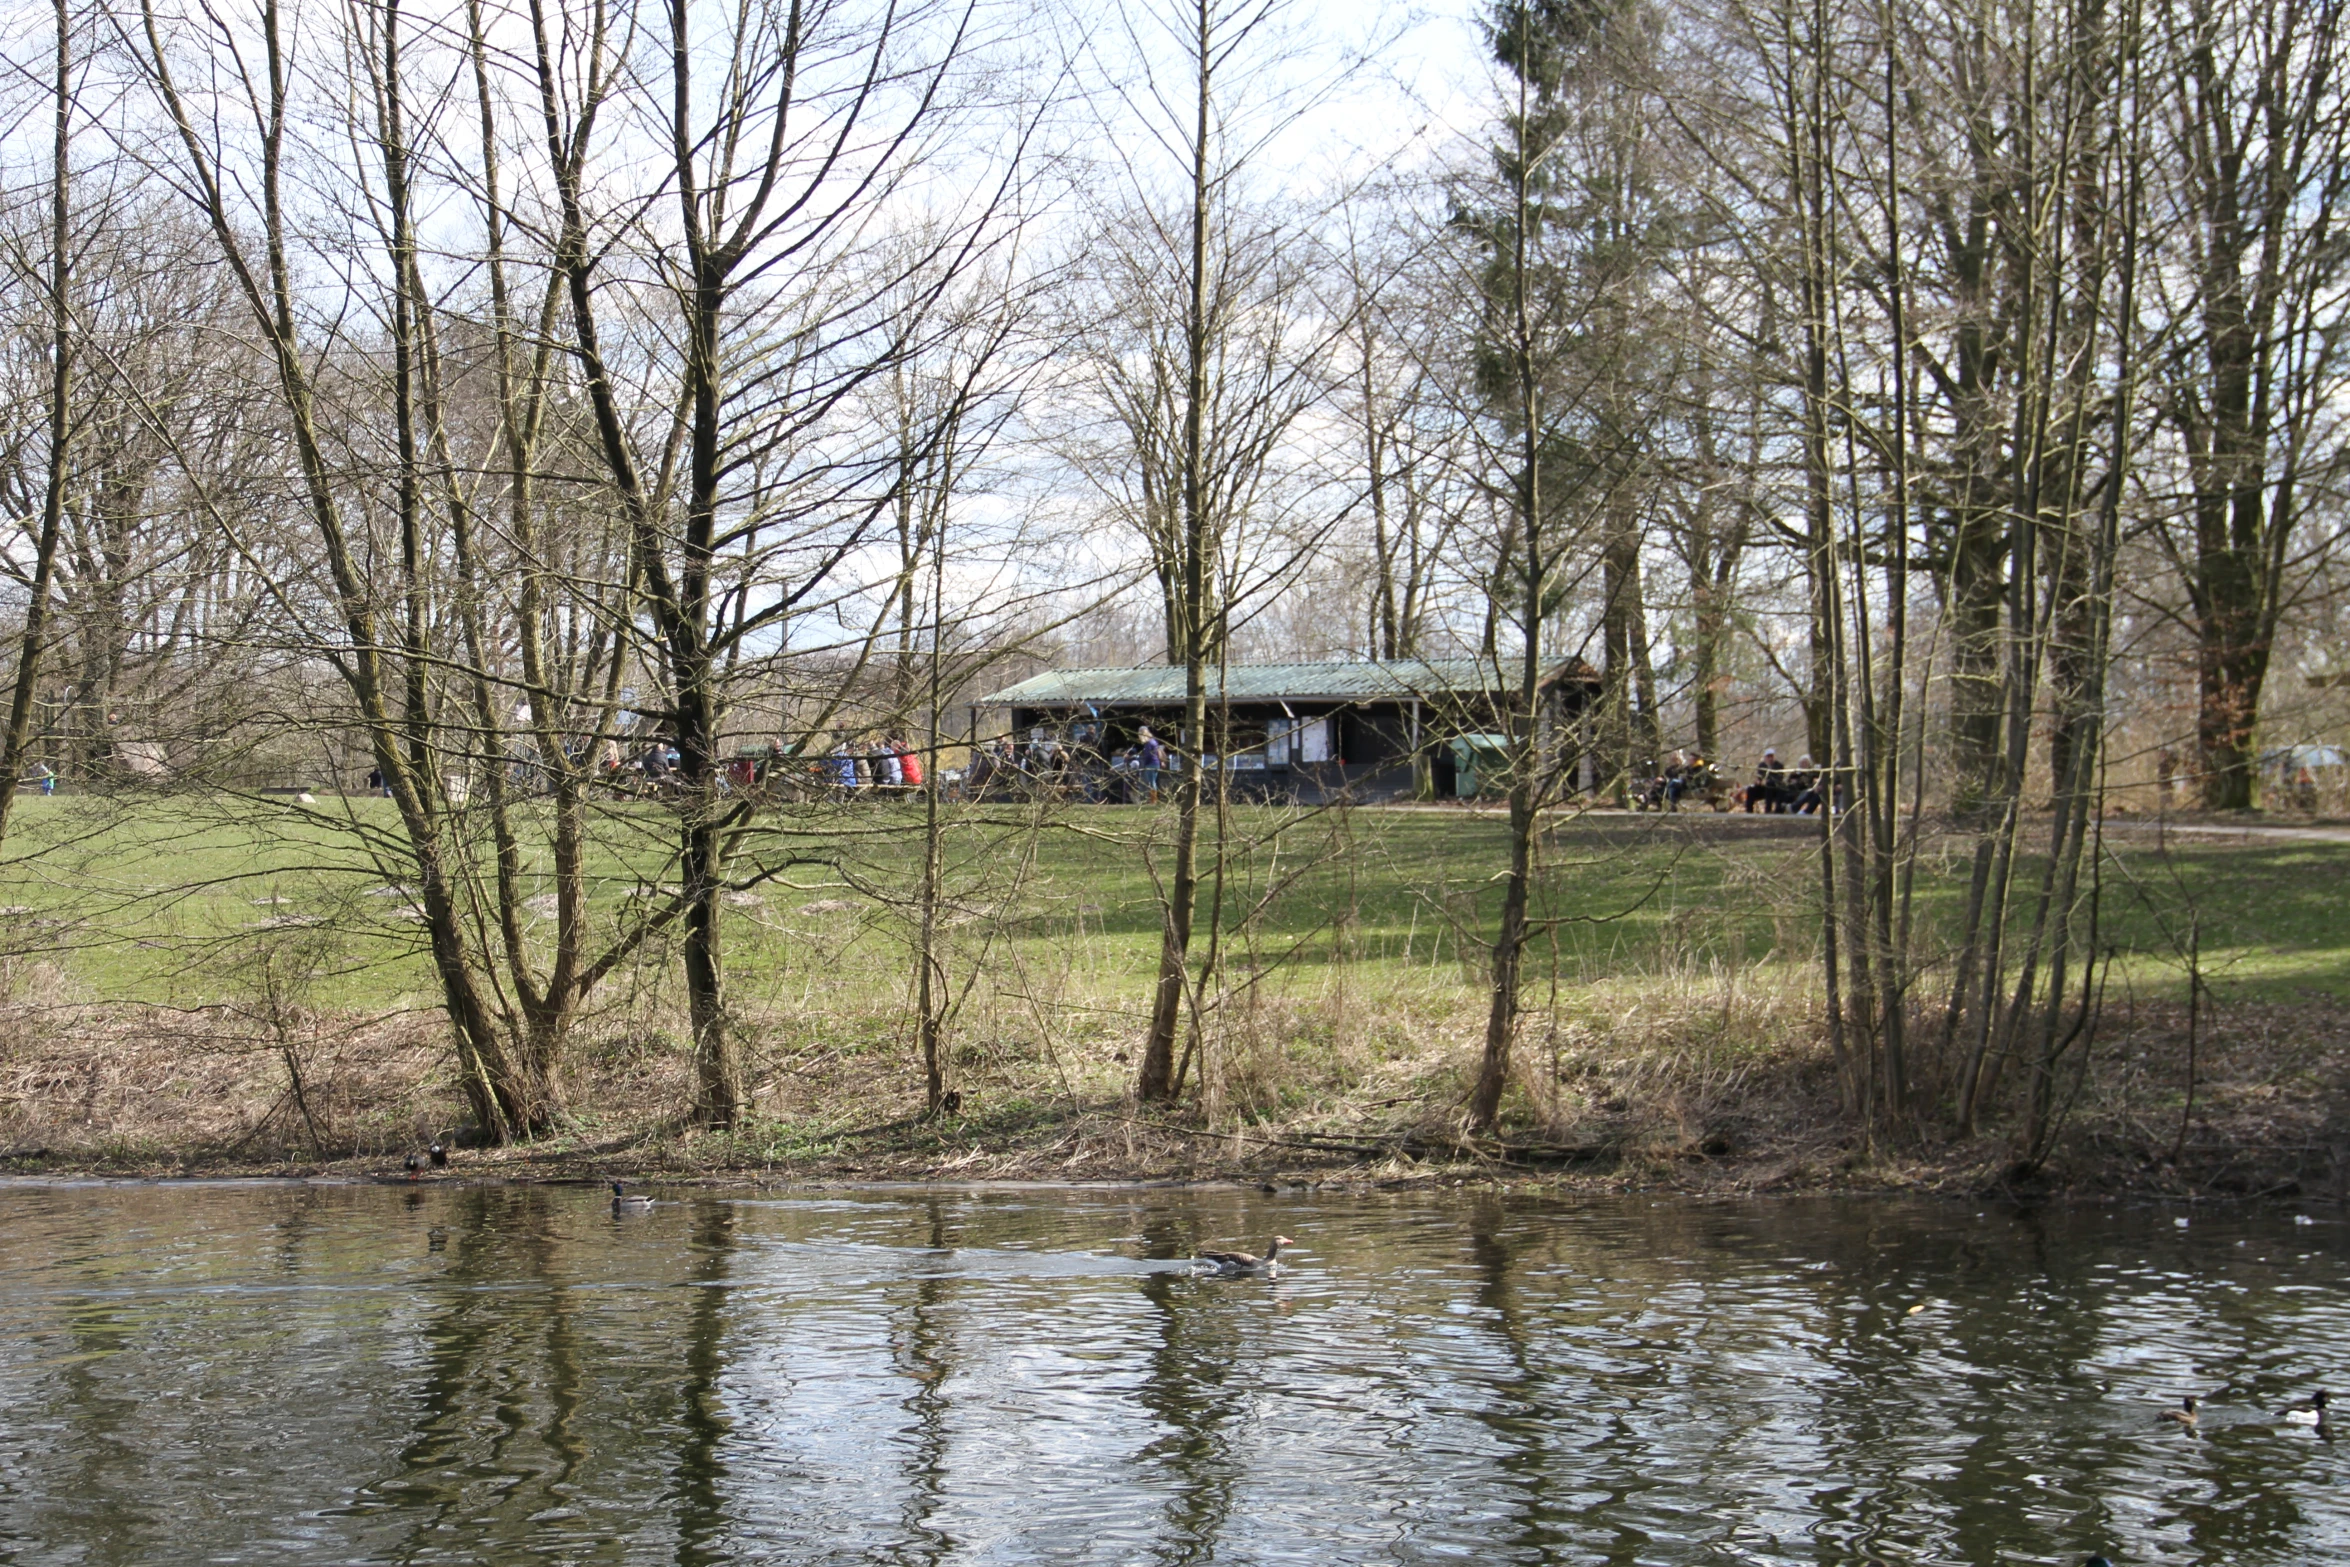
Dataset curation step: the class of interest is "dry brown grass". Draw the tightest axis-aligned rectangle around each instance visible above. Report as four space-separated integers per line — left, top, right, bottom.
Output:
5 946 2340 1201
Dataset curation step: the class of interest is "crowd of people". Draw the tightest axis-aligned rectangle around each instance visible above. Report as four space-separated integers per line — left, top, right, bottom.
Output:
1633 746 1835 815
459 725 1148 804
416 721 1845 817
961 725 1171 803
1634 750 1727 811
672 723 1178 804
1632 748 1838 815
823 732 926 791
1741 748 1829 815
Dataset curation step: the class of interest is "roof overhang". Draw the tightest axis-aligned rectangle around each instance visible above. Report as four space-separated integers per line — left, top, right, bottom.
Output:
973 657 1599 709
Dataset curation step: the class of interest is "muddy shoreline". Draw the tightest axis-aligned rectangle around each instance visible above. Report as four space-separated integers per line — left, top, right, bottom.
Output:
5 1116 2336 1204
7 986 2340 1206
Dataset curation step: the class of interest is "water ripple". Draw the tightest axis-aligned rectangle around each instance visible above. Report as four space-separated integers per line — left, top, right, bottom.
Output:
0 1185 2344 1564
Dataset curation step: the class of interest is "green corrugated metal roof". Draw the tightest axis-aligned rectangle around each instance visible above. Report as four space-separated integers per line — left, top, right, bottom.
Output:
975 658 1590 707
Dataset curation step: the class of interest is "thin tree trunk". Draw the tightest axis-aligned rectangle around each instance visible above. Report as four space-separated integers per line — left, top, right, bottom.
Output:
1869 6 1913 1118
0 0 76 848
1791 0 1856 1112
1137 0 1218 1105
918 487 949 1115
1470 30 1544 1135
2026 0 2140 1161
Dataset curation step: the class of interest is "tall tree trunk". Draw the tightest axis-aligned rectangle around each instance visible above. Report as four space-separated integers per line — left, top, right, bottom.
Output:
1790 0 1855 1110
1626 544 1661 764
2167 0 2346 811
1136 0 1218 1104
0 0 76 848
1364 347 1401 660
1470 27 1546 1134
1598 496 1642 796
1683 367 1737 767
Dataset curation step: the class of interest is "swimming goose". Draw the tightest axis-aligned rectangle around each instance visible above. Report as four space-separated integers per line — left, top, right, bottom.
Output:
1195 1236 1291 1276
2160 1394 2198 1431
2286 1389 2330 1425
610 1181 656 1213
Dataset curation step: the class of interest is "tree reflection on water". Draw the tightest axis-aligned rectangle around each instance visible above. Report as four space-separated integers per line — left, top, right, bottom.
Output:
1 1185 2345 1566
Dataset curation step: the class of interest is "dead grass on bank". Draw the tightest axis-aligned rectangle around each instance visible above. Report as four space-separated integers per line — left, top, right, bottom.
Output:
3 947 2342 1201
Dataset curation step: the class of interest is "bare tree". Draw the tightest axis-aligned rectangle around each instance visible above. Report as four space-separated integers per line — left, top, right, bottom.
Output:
1074 0 1349 1104
534 0 1033 1126
1452 0 1660 1131
2149 0 2349 811
124 0 580 1134
1329 201 1466 662
0 0 78 844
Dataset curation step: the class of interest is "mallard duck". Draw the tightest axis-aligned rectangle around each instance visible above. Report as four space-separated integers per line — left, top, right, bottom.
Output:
1195 1236 1291 1276
429 1142 449 1168
403 1153 423 1181
2286 1389 2330 1425
610 1181 655 1213
2160 1394 2198 1431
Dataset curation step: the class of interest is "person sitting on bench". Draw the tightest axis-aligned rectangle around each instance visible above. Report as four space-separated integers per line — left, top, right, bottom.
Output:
1787 755 1824 814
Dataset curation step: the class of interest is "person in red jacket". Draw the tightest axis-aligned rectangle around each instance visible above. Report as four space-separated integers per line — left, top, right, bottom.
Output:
896 734 924 789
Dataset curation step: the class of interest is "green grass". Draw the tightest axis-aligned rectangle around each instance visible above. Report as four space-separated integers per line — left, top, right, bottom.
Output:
0 793 2340 1018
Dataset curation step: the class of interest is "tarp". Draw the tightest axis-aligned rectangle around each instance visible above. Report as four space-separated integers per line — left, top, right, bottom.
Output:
2261 745 2347 770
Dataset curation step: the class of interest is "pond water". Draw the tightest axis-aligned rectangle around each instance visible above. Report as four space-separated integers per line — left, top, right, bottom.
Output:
1 1182 2344 1565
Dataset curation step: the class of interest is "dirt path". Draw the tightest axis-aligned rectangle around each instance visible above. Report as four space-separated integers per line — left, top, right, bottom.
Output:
1378 801 2350 848
2101 817 2350 847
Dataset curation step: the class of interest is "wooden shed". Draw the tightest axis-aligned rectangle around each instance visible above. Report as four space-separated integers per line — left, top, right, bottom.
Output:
970 656 1601 802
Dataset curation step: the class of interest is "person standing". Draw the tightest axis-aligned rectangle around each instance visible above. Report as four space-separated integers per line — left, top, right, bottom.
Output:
1746 748 1786 813
1137 726 1166 803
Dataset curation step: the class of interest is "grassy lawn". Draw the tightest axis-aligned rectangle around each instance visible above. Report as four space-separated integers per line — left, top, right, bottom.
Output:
0 794 2339 1019
3 791 2345 1180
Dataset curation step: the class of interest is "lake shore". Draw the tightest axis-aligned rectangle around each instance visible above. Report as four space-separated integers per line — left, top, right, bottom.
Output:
4 1139 2332 1202
1 803 2344 1206
4 971 2341 1202
5 1024 2337 1204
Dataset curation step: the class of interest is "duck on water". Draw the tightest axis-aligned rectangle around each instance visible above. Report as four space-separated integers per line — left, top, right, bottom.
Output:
610 1182 656 1213
1194 1236 1292 1277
